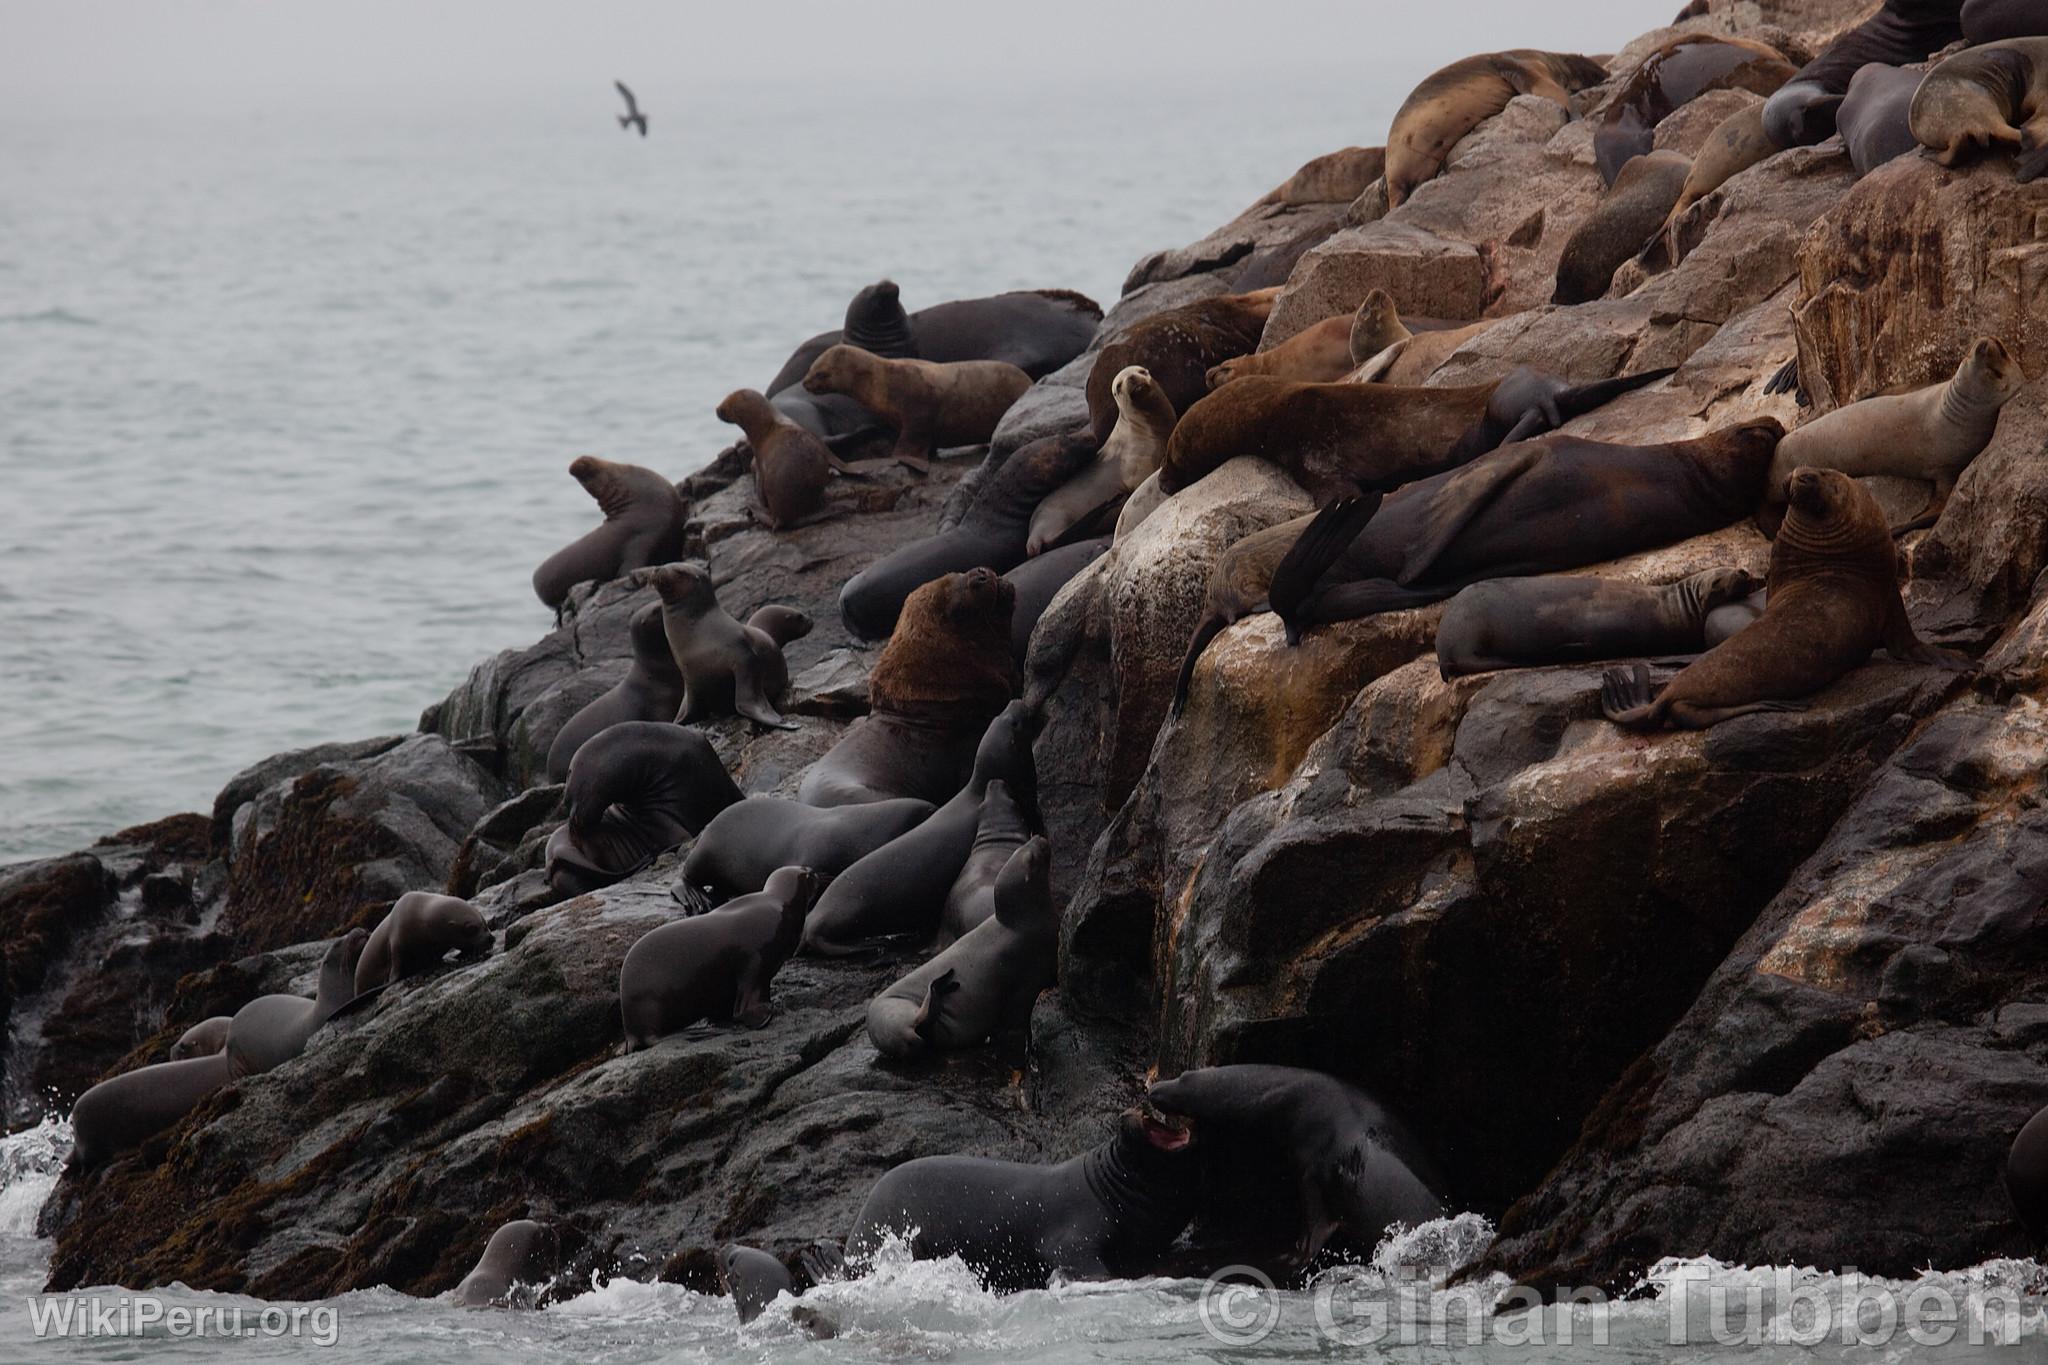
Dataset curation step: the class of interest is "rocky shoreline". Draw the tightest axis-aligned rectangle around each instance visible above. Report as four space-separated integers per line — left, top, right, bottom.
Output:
9 0 2048 1305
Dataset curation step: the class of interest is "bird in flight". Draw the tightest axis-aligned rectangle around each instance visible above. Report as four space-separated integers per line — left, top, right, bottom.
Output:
614 80 648 137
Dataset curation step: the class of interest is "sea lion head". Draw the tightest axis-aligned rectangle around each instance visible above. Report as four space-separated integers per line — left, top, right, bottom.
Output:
1782 465 1860 523
763 865 828 934
801 344 872 396
849 278 901 315
942 566 1017 632
991 835 1051 928
429 894 493 957
1960 336 2024 402
1721 416 1786 468
714 388 775 431
644 561 720 616
1119 1102 1198 1159
628 601 672 663
1113 365 1158 409
1349 288 1405 362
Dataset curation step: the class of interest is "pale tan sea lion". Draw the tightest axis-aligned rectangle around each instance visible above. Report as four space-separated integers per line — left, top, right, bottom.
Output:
801 345 1032 473
1909 37 2048 178
1386 49 1611 207
1027 366 1175 554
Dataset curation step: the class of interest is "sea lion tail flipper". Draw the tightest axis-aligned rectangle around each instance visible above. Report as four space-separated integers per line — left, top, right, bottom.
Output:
911 969 962 1040
1497 410 1546 447
1549 368 1678 427
1395 444 1544 586
321 982 391 1025
1599 662 1664 727
798 1240 847 1286
1270 496 1384 643
733 663 800 731
1171 613 1229 716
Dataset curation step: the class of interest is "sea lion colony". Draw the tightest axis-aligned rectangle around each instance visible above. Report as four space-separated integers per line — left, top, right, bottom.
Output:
54 0 2048 1321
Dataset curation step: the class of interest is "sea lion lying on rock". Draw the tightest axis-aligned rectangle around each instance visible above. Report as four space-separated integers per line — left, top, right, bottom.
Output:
1603 468 1970 730
531 457 689 612
169 1016 231 1061
453 1220 560 1308
1026 368 1174 554
619 865 823 1046
1653 102 1783 258
1435 567 1763 678
1910 37 2048 179
1766 0 1967 148
1085 288 1278 441
545 722 741 895
1385 49 1610 206
679 795 934 906
802 345 1031 473
354 891 491 993
544 601 685 783
68 1053 233 1168
1005 538 1109 665
1593 36 1796 185
1203 293 1411 390
1555 151 1693 304
800 569 1019 808
646 562 809 730
225 929 368 1078
1966 0 2048 43
865 835 1056 1060
937 778 1037 945
1839 62 1930 176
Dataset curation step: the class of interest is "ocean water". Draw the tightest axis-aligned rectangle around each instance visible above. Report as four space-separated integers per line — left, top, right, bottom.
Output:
0 74 1396 862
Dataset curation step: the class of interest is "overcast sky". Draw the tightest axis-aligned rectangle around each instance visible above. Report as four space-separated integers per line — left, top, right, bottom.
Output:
4 0 1657 113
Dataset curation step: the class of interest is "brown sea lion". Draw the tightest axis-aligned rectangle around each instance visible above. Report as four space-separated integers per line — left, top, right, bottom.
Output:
1555 151 1694 304
1593 36 1797 185
1967 0 2048 43
168 1016 231 1061
715 388 834 529
1909 37 2048 178
1256 146 1388 206
1840 62 1931 176
1349 315 1503 386
1767 0 1968 148
1435 567 1762 678
1654 102 1782 257
544 601 685 783
798 568 1019 808
224 929 368 1078
68 1053 233 1167
802 345 1031 473
619 865 824 1047
1204 293 1405 390
1759 337 2025 536
1602 467 1970 728
1385 49 1611 207
646 562 810 730
354 891 491 994
1084 288 1279 442
453 1219 561 1308
531 456 688 611
1027 368 1173 554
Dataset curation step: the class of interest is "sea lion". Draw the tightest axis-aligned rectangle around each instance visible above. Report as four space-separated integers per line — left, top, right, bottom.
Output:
1705 589 1768 645
716 388 833 529
802 701 1038 956
1350 317 1502 387
67 1053 233 1167
1159 366 1674 501
544 601 685 783
1909 37 2048 178
1085 289 1279 442
545 722 742 896
2007 1102 2048 1243
843 1105 1203 1291
1593 36 1797 186
453 1219 560 1308
1554 151 1693 304
619 865 824 1047
531 457 688 611
936 779 1037 946
354 891 491 994
1655 102 1782 255
800 569 1019 808
1602 467 1970 729
1839 62 1930 176
801 346 1031 474
1204 297 1392 390
717 1245 794 1324
1767 0 1968 148
866 835 1056 1059
1005 538 1109 666
1147 1065 1445 1273
1114 473 1168 544
838 432 1097 640
1434 567 1763 678
224 929 368 1079
645 562 808 730
1385 50 1611 207
168 1016 231 1061
1026 368 1172 554
1759 337 2024 535
1256 146 1388 206
678 796 935 906
1967 0 2048 43
1173 420 1786 710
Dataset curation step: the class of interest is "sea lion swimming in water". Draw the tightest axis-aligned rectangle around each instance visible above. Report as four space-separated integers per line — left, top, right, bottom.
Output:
1435 566 1763 678
715 388 836 529
454 1219 561 1308
1910 36 2048 178
1602 468 1970 730
544 601 685 783
545 722 742 895
619 865 824 1047
1766 0 1967 148
1385 49 1610 207
224 929 368 1079
1085 289 1279 442
1592 35 1796 185
1026 367 1172 554
354 891 491 994
531 457 689 612
646 562 810 730
802 345 1032 473
679 795 934 906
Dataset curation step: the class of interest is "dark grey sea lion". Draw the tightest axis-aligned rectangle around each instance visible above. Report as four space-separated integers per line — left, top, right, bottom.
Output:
717 1245 794 1323
646 562 810 730
1764 0 1966 148
68 1053 234 1168
1839 62 1928 176
225 929 368 1079
1002 537 1109 667
2007 1102 2048 1242
1554 152 1692 304
168 1016 231 1061
937 778 1036 946
1592 36 1797 185
843 1106 1203 1291
454 1219 561 1308
544 722 742 896
532 457 688 611
678 796 935 906
354 891 491 994
1966 0 2048 42
619 865 823 1047
544 601 684 783
1434 567 1762 678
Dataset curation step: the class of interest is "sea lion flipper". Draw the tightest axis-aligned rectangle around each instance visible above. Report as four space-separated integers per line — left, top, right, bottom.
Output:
911 968 963 1040
1397 444 1544 585
1763 358 1800 396
1270 496 1384 644
2019 145 2048 184
733 661 799 731
1600 662 1663 727
734 967 773 1029
798 1240 846 1286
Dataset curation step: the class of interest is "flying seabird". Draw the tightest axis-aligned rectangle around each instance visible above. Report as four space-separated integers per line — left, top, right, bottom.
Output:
615 80 648 137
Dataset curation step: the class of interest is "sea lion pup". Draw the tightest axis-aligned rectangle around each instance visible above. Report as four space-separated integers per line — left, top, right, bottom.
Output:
1967 0 2048 43
1652 102 1783 258
715 388 834 529
1159 366 1674 501
1147 1065 1445 1273
1602 468 1971 730
1004 539 1108 666
1205 297 1396 390
801 345 1031 474
531 456 688 612
2007 1103 2048 1244
1384 49 1610 207
1910 37 2048 178
1084 288 1279 441
224 928 368 1079
679 796 934 905
800 569 1019 808
169 1015 231 1060
544 601 685 782
839 432 1097 640
545 722 742 896
1555 151 1693 304
1435 567 1762 678
1593 36 1797 186
645 562 808 730
1766 0 1968 148
453 1219 560 1308
1026 368 1174 554
843 1104 1203 1291
67 1053 234 1168
866 835 1056 1060
618 865 824 1047
354 891 491 994
936 778 1037 945
1759 337 2024 536
802 701 1038 956
1839 62 1930 176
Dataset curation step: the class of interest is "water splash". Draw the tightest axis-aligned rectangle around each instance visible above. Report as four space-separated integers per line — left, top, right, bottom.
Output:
0 1115 71 1238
